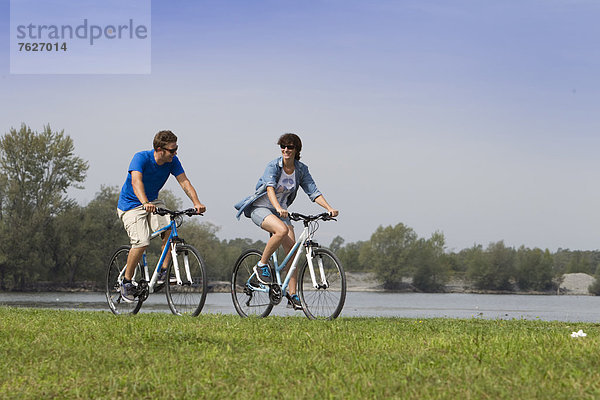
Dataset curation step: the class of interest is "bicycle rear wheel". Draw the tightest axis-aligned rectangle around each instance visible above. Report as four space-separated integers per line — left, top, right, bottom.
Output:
298 248 346 320
106 245 144 315
231 249 273 318
165 244 208 316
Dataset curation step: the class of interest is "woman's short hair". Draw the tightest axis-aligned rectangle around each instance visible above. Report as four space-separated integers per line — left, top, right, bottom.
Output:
153 130 178 150
277 133 302 160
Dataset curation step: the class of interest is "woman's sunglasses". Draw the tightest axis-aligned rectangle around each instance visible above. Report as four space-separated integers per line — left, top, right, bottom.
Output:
280 144 295 150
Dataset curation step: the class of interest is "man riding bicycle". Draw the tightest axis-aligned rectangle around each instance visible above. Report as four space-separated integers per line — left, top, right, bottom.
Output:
117 130 206 302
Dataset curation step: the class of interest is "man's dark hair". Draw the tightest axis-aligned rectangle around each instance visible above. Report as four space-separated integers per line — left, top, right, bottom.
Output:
153 130 178 150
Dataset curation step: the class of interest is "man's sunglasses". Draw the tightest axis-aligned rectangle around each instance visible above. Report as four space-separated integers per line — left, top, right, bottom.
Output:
280 144 295 150
162 146 178 154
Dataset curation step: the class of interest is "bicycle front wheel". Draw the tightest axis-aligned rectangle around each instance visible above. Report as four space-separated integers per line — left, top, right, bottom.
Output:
298 248 346 320
106 245 144 315
231 249 273 318
165 244 208 316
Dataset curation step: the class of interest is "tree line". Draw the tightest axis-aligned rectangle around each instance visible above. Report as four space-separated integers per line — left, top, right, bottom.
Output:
335 224 600 293
1 124 599 293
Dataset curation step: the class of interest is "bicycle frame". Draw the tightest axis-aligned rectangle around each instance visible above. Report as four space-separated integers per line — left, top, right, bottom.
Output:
117 216 192 294
250 221 328 296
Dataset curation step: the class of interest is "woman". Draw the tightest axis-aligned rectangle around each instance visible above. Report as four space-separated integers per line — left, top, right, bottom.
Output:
234 133 339 310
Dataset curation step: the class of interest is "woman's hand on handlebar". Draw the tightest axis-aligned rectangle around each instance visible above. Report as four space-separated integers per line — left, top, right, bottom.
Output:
277 208 289 219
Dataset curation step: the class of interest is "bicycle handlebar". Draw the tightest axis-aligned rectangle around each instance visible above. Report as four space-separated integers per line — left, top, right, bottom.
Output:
154 207 202 217
290 212 336 222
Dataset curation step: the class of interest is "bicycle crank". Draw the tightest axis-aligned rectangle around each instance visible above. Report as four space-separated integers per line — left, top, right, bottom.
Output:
136 281 149 302
269 284 282 305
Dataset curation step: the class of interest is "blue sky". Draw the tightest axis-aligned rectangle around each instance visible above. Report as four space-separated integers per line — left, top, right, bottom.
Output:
1 0 600 251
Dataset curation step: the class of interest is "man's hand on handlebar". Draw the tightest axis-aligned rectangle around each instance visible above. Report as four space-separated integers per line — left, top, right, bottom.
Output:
194 203 206 214
143 202 156 213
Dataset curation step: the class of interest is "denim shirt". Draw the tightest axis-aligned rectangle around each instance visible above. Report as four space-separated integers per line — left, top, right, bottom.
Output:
234 157 322 219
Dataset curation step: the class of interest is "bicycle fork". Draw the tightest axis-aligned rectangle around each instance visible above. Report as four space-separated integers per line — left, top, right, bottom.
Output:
167 243 194 286
305 246 329 289
172 244 191 285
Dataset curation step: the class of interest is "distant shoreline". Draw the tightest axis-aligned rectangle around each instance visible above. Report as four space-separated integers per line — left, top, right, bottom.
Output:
2 272 595 295
345 272 597 296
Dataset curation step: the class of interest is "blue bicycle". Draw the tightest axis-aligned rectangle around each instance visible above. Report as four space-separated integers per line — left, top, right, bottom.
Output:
106 208 208 316
231 212 346 320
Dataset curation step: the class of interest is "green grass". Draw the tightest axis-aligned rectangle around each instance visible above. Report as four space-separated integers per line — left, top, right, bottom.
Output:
1 307 600 399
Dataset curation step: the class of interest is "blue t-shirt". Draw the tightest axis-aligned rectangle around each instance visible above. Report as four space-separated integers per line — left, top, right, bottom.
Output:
117 150 185 211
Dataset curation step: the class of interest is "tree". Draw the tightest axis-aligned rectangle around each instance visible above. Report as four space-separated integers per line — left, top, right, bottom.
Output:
0 124 88 289
0 173 8 288
54 186 127 285
360 223 418 290
329 236 345 253
0 124 88 215
566 251 594 274
411 231 450 292
467 241 515 291
588 275 600 295
337 240 368 272
515 247 554 291
47 203 87 285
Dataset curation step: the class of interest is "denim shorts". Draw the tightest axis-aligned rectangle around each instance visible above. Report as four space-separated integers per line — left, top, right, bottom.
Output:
248 206 291 227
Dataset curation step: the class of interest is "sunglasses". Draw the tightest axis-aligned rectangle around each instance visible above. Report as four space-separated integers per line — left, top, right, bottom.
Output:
162 146 178 154
280 144 295 150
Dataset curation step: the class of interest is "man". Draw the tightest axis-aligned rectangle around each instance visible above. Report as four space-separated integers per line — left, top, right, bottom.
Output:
117 130 206 302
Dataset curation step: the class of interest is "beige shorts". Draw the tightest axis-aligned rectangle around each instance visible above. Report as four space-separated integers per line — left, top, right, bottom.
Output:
117 200 170 248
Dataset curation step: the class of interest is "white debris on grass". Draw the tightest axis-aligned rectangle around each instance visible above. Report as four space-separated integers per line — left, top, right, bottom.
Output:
571 330 587 338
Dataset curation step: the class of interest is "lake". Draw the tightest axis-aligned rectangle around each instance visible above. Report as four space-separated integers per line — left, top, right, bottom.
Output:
1 291 600 322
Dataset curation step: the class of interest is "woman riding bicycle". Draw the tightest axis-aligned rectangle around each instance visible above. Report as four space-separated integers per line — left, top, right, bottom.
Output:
234 133 338 310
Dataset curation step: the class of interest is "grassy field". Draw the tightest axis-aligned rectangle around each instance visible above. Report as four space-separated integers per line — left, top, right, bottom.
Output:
1 307 600 399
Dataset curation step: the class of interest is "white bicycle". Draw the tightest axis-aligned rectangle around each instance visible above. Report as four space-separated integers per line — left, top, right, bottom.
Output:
231 212 346 320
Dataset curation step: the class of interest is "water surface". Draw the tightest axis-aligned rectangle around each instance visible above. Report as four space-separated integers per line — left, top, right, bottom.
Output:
1 291 599 322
